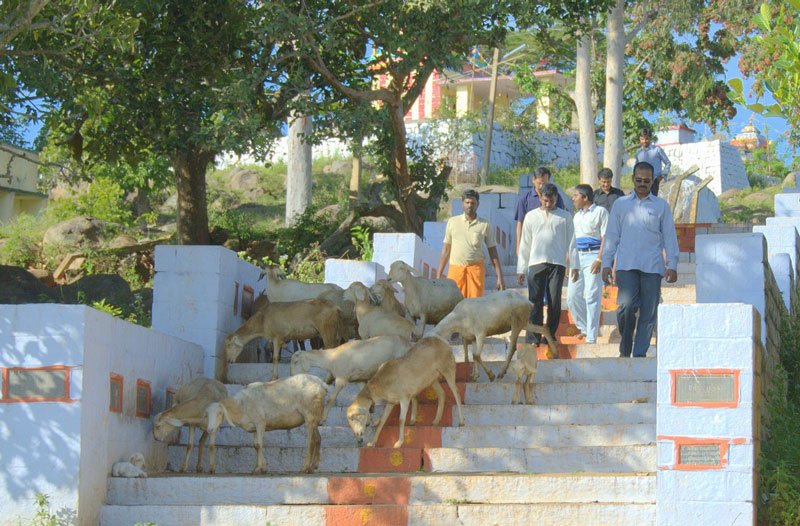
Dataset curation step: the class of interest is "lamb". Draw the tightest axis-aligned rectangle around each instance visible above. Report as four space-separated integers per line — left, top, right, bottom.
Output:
369 279 408 318
152 377 227 473
111 453 147 478
205 373 327 474
259 265 341 302
343 282 420 341
346 336 465 448
386 260 463 331
509 344 538 405
290 335 412 420
222 296 341 380
432 290 557 382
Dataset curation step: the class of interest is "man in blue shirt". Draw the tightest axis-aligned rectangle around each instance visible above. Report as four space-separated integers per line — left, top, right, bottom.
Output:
636 129 671 196
514 166 566 256
601 161 679 358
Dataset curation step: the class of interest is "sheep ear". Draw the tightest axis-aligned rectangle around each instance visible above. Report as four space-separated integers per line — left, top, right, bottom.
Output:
165 417 183 427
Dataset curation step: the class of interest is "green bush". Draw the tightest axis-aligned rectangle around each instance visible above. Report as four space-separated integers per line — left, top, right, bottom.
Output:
0 213 46 266
47 177 133 226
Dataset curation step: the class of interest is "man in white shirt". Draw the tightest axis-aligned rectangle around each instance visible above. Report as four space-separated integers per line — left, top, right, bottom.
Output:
567 184 608 344
517 183 579 345
601 161 679 358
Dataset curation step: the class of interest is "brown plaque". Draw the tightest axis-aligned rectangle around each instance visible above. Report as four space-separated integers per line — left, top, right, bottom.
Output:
675 374 735 404
679 444 721 466
7 369 67 400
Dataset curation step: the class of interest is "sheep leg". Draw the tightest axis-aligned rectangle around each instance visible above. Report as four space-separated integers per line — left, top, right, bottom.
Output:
208 428 217 474
303 419 322 473
253 426 267 474
393 399 412 448
472 335 496 382
324 378 348 422
196 430 209 472
497 327 523 380
271 338 283 380
524 373 536 404
367 403 395 448
462 339 470 364
181 425 195 473
429 381 446 426
442 365 465 427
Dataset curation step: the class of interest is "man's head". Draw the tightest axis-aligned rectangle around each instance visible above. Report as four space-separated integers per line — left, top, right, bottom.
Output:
632 161 654 198
532 166 552 194
597 168 614 193
572 184 594 210
539 183 559 211
462 189 479 218
639 128 653 149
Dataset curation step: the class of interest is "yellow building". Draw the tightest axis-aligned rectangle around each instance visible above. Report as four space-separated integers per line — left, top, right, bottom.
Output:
0 143 47 223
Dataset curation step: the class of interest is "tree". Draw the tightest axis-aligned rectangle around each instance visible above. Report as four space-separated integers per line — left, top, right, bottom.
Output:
730 1 800 147
15 0 299 244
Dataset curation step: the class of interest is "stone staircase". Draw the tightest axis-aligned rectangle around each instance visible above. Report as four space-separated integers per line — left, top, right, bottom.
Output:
100 261 699 526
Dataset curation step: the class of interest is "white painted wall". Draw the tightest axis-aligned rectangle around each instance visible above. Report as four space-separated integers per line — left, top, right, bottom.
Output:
372 233 441 279
323 260 386 289
661 140 750 195
0 304 203 526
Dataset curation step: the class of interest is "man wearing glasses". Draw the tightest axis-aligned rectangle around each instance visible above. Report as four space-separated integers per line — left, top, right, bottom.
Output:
600 162 679 358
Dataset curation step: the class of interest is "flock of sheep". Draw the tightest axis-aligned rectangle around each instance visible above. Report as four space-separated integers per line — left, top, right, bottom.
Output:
150 260 557 475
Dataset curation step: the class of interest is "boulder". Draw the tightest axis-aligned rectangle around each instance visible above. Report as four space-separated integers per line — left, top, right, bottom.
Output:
783 172 797 187
0 265 57 303
313 204 342 222
322 159 352 175
742 192 772 204
109 234 139 249
719 189 741 201
59 274 133 306
42 216 109 249
229 168 261 192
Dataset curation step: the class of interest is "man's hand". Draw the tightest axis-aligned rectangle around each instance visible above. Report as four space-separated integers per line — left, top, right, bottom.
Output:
497 278 506 291
590 259 602 274
517 273 525 286
602 267 614 285
570 269 579 282
665 269 677 283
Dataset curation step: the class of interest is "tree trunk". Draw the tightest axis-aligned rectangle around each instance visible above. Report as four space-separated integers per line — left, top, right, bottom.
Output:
349 155 361 211
387 99 421 235
604 0 625 187
575 28 599 187
172 148 214 245
286 112 313 226
480 46 501 185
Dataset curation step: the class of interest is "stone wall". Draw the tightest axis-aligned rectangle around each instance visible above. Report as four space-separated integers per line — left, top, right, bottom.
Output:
661 140 750 195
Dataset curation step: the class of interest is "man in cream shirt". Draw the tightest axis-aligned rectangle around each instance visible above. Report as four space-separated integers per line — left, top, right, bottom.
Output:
517 183 579 345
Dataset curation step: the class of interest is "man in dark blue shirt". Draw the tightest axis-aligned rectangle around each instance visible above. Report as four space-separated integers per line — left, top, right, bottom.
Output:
514 166 567 255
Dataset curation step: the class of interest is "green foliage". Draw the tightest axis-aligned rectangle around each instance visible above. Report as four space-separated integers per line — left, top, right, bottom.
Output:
29 493 57 526
47 177 133 226
719 184 780 223
743 139 791 181
0 213 47 266
759 306 800 524
350 226 373 261
91 298 124 318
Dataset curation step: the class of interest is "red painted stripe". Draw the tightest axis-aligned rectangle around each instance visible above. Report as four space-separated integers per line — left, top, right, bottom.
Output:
375 426 443 448
357 448 423 473
327 477 411 505
325 505 408 526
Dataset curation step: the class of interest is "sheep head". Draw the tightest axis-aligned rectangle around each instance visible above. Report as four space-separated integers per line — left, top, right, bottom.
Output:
223 334 245 363
152 412 182 443
346 388 374 445
290 351 311 375
387 261 417 283
129 453 145 469
343 282 369 304
205 402 228 433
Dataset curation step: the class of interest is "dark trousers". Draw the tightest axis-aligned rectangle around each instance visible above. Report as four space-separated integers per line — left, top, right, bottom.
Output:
616 269 662 357
651 176 661 196
526 263 566 344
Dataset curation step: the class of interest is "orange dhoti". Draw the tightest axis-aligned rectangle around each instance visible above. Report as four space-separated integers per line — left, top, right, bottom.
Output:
447 261 486 298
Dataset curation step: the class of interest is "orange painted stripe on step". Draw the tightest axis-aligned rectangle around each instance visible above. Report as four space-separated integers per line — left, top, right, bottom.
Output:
455 362 473 381
534 344 570 360
416 382 466 405
374 426 443 448
325 505 408 526
357 448 423 473
327 477 411 505
386 404 453 426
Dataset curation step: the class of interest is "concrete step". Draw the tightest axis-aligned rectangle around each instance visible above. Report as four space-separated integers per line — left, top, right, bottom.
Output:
166 443 656 474
100 502 656 526
178 422 655 449
227 357 656 385
222 378 656 407
106 472 656 506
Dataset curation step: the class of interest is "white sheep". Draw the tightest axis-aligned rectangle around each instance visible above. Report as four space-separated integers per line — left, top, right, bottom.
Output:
290 335 412 420
111 453 147 478
343 282 420 341
152 377 227 473
386 260 463 332
347 336 465 448
205 373 327 474
318 287 358 341
259 265 342 302
509 344 538 405
431 290 557 382
369 279 408 318
222 296 341 381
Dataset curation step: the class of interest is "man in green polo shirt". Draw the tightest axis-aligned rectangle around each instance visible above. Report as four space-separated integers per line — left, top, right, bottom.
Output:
437 189 506 297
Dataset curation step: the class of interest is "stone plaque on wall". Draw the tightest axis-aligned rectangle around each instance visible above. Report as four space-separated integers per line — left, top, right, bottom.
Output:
679 444 721 466
675 373 735 404
7 369 67 400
